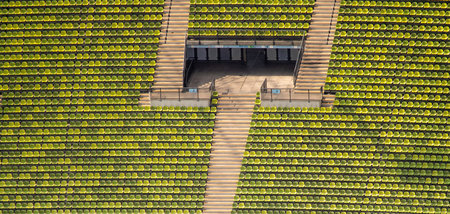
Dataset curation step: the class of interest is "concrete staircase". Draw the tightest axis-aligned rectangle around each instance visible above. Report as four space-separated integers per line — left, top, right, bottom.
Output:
153 0 190 89
203 93 255 213
295 0 340 92
138 93 151 106
321 93 336 107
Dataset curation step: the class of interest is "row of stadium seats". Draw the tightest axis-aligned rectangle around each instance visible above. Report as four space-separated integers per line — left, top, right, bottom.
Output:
188 0 315 38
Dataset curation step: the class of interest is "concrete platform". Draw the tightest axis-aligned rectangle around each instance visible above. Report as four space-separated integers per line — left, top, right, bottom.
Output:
187 60 294 94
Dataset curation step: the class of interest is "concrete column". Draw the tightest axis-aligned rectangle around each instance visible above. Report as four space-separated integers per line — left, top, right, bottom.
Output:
231 48 241 61
208 48 218 60
186 48 195 59
267 48 277 61
278 49 288 61
197 48 207 60
220 48 231 60
290 49 299 61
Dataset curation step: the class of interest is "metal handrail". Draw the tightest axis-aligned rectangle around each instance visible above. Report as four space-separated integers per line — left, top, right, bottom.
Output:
182 31 192 87
150 87 206 93
260 87 324 103
209 78 216 92
150 87 212 102
327 0 338 45
292 35 306 86
183 57 196 87
260 78 324 103
164 0 173 44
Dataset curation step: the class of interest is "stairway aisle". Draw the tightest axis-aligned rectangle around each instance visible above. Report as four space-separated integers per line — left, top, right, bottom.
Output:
321 93 336 107
203 94 255 213
153 0 190 89
295 0 341 92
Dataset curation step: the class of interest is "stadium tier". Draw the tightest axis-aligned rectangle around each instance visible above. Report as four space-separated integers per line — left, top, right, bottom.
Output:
0 0 215 213
0 0 449 213
233 106 448 213
0 0 162 93
232 0 449 213
0 105 215 213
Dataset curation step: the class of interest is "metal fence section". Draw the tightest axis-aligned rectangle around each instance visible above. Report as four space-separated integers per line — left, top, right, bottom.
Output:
149 87 213 102
260 79 323 104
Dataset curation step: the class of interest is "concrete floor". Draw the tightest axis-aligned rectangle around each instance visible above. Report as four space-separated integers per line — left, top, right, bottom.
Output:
187 49 295 93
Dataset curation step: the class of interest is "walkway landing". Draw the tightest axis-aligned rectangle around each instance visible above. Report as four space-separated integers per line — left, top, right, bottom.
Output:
189 61 294 93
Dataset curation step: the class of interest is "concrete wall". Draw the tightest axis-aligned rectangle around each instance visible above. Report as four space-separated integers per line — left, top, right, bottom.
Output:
191 47 298 61
150 99 211 107
261 100 321 108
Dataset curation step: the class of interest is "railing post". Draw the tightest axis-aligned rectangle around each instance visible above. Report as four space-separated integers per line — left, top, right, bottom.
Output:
178 88 181 102
289 89 291 103
270 90 273 102
160 88 162 101
182 32 189 87
216 29 219 44
197 89 199 101
308 89 310 103
210 78 215 92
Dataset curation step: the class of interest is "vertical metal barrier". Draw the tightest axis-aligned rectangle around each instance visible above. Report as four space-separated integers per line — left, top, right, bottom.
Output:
308 89 310 103
182 32 188 87
260 78 268 93
210 78 216 92
320 86 324 106
289 89 292 103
